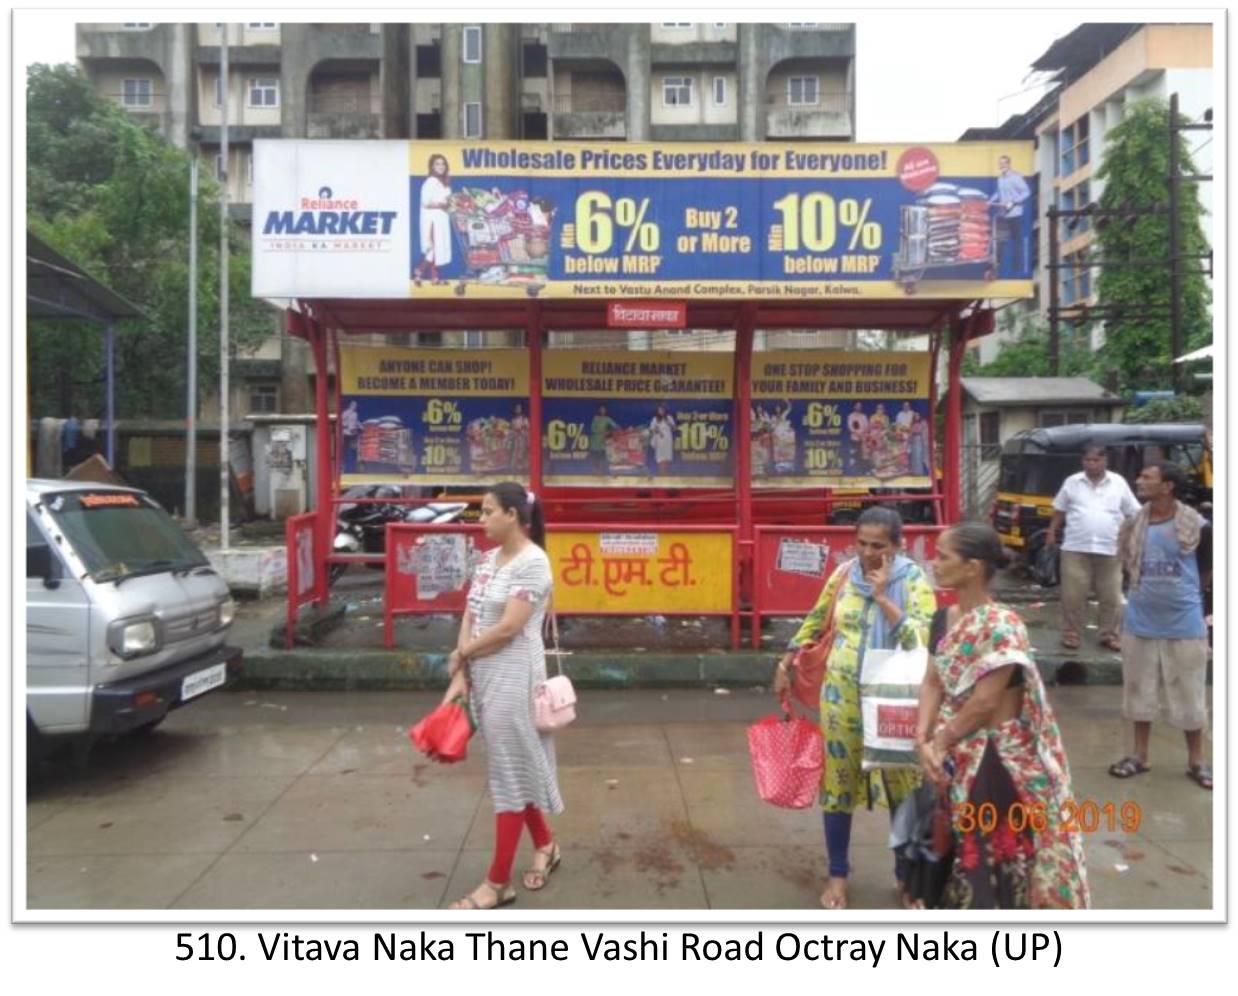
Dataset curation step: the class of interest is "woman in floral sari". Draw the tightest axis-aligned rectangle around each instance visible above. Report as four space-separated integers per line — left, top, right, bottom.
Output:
774 506 937 909
917 523 1089 909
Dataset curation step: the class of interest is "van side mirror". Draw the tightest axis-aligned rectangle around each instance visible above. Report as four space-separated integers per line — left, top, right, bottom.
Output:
27 545 62 589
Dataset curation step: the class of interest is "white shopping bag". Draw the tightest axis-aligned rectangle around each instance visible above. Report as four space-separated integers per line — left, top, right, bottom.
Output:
859 646 929 770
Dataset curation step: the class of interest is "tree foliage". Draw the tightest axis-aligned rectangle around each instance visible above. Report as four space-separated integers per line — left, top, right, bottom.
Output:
967 309 1094 378
26 63 273 419
1122 395 1206 425
1092 98 1211 392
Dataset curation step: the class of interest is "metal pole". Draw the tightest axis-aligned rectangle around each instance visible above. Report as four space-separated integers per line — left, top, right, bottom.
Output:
186 156 198 524
219 26 230 547
1047 205 1061 376
105 322 115 465
1169 93 1183 394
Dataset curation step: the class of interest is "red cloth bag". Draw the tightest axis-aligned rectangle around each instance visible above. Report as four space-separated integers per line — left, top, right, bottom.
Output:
747 697 824 809
409 697 475 764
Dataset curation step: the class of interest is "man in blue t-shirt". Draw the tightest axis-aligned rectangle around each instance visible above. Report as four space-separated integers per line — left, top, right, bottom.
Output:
1108 461 1212 789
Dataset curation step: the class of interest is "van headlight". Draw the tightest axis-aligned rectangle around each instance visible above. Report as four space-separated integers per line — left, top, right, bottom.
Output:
218 597 236 629
108 617 161 659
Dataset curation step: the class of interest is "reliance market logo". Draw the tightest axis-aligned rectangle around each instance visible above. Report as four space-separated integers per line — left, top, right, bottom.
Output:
261 186 398 252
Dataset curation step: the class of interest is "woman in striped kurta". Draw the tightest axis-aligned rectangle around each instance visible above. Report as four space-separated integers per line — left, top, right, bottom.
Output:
445 482 563 910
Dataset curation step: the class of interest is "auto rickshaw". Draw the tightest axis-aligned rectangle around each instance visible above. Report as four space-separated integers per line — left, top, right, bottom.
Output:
992 423 1211 575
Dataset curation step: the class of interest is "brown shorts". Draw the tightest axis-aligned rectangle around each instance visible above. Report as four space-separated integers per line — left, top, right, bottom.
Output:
1121 634 1209 730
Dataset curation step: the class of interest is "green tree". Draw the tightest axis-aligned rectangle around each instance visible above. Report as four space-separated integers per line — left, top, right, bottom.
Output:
1092 98 1211 392
968 309 1094 378
26 63 273 419
1122 395 1206 425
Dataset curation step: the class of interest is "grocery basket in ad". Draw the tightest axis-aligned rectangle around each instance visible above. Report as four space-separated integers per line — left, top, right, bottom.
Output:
466 416 515 475
892 183 997 294
357 418 416 475
447 187 554 297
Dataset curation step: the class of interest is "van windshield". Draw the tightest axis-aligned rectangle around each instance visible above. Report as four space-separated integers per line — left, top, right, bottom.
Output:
39 491 209 583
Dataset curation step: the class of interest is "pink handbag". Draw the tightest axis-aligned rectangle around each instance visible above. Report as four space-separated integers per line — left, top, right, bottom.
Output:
534 610 576 732
747 695 824 809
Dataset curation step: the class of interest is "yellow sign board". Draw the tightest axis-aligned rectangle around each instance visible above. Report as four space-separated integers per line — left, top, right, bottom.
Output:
548 531 734 614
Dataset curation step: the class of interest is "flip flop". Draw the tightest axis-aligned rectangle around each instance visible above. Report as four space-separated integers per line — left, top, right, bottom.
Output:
1060 633 1082 651
1099 636 1122 652
1108 756 1150 779
1187 763 1213 790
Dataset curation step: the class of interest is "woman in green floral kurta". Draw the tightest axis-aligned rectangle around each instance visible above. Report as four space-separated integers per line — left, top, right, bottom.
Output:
774 507 937 909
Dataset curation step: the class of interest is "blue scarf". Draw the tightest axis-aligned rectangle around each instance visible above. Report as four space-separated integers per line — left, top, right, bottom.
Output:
849 554 915 650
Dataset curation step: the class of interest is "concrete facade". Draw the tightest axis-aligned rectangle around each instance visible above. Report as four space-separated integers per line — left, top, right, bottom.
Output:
77 21 858 424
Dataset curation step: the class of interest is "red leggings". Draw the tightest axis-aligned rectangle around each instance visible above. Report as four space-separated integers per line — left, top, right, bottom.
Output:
488 805 553 884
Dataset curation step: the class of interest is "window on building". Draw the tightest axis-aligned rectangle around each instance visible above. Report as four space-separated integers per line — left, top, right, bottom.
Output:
787 23 820 28
1060 249 1091 305
522 42 548 78
1060 122 1076 175
247 23 277 29
714 23 727 28
122 78 152 107
712 76 726 106
215 153 225 180
121 23 152 30
463 26 482 63
1075 114 1090 167
417 332 444 347
416 112 443 138
248 383 279 415
214 73 223 107
462 331 485 349
1039 410 1090 428
788 76 819 106
979 411 1001 460
663 76 693 107
247 76 279 108
416 43 442 78
463 101 482 137
662 23 691 28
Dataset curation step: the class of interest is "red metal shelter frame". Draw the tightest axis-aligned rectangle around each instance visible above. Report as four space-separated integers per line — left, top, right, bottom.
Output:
283 298 992 647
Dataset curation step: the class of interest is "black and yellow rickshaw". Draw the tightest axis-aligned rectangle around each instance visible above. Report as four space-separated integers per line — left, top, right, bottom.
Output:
992 422 1211 572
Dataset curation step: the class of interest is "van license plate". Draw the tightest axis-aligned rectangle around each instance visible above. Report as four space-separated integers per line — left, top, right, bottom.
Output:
181 663 227 702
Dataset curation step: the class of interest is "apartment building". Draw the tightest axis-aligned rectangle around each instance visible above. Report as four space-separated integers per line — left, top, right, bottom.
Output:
76 21 859 412
961 22 1213 365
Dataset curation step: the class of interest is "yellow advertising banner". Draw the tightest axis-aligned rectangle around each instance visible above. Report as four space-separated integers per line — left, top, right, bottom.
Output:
339 346 529 397
548 531 734 614
750 350 933 488
338 347 531 485
541 350 733 398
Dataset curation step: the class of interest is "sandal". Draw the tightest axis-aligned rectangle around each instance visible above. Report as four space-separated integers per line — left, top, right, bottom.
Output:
1108 756 1150 779
1060 632 1082 651
819 876 848 910
522 841 561 891
1187 763 1213 790
448 880 516 910
1099 635 1122 652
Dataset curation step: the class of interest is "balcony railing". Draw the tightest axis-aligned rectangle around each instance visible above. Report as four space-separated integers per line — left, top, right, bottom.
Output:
308 92 381 115
553 92 626 115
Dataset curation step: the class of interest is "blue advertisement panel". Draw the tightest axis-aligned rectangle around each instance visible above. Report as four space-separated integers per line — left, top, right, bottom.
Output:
253 140 1036 300
338 347 530 486
542 351 734 487
752 351 933 488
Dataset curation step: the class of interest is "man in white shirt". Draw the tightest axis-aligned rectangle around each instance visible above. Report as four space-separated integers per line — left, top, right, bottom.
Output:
1047 446 1140 651
895 401 916 431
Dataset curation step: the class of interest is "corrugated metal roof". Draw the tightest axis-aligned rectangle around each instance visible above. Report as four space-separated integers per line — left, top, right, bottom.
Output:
27 231 143 322
962 376 1124 406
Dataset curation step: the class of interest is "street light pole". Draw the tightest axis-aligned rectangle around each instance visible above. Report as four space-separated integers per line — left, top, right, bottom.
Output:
186 155 198 524
1168 93 1182 395
219 26 231 548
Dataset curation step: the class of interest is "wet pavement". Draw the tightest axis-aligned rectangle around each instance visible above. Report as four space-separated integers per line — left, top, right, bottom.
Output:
25 686 1212 911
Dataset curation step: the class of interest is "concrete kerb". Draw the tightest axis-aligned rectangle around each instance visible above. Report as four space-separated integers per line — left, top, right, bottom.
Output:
236 647 1126 692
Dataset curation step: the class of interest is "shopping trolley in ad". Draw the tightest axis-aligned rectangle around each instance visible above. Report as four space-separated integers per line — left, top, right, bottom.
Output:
446 187 554 297
893 185 998 294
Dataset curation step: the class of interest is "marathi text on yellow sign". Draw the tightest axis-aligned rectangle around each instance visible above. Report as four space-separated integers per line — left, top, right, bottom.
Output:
548 531 734 614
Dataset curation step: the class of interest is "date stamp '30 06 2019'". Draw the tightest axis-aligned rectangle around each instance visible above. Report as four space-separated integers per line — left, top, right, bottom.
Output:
953 800 1144 836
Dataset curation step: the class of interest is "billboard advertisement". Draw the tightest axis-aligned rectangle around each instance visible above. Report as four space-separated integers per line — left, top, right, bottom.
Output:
253 140 1035 300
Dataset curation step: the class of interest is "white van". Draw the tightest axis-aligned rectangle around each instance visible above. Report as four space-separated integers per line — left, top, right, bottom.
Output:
26 480 241 757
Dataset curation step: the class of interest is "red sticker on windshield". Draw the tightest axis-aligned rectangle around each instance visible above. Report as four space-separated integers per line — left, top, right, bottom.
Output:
79 493 141 508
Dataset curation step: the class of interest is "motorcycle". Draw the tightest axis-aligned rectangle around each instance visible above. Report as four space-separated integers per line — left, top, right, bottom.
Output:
331 485 468 585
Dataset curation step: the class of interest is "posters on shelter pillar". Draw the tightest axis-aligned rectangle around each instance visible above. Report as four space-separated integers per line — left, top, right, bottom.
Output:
252 140 1035 300
338 347 530 486
541 351 734 487
751 351 932 488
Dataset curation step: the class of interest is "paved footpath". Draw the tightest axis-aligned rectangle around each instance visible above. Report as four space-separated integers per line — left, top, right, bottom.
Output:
26 687 1212 912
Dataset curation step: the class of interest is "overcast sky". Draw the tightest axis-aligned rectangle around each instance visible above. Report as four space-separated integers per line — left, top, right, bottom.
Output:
12 9 1156 142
